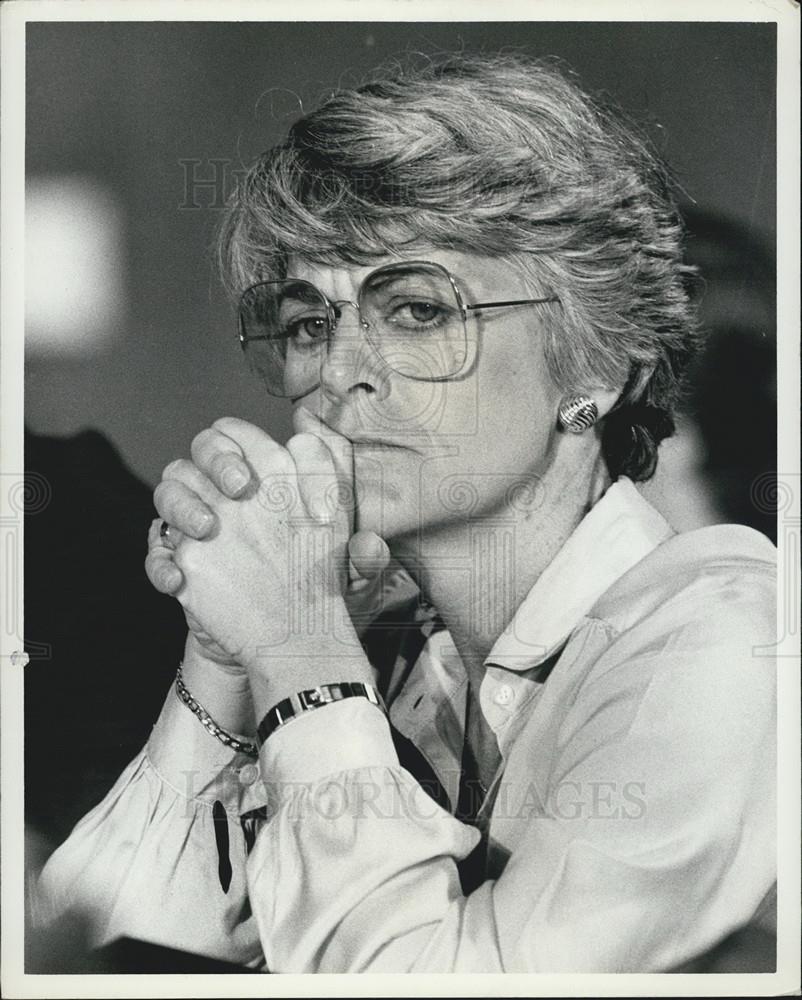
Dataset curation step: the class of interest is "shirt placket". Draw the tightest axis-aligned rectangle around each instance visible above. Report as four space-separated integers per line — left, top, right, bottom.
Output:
388 631 469 813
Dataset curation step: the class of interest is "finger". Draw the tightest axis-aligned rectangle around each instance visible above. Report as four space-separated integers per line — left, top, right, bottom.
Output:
145 547 183 595
148 516 186 552
293 407 355 533
153 478 216 539
285 432 342 522
347 530 391 581
148 516 164 548
190 425 253 498
208 416 290 472
161 458 223 505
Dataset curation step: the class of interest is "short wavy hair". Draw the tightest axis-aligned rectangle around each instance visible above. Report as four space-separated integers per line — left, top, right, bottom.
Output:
219 53 700 481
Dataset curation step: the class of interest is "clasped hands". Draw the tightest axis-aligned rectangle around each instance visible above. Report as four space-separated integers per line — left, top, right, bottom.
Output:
146 409 394 686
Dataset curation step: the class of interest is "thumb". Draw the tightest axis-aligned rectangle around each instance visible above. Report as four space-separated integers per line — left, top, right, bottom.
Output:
347 530 391 585
293 406 355 535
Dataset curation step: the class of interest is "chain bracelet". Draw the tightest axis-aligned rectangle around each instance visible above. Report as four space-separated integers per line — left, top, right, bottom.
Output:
174 664 259 758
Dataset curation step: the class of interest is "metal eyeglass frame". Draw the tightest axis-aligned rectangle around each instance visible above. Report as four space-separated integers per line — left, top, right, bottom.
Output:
237 259 560 392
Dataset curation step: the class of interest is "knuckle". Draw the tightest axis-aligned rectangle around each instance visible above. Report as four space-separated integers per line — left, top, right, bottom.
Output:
211 416 242 434
146 555 171 591
271 445 297 473
190 427 219 461
257 471 300 513
173 539 200 576
162 457 189 481
287 432 324 456
152 480 173 514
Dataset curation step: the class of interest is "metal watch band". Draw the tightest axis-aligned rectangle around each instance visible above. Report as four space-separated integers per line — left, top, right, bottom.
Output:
256 681 386 747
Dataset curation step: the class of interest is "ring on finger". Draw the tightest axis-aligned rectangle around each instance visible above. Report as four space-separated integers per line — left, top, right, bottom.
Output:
160 519 176 549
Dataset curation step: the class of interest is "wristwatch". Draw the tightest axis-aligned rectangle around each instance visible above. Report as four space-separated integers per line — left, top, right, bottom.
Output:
256 681 386 747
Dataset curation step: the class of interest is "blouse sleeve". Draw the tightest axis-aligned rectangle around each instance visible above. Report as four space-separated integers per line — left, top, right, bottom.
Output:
29 565 420 969
30 681 268 969
241 582 777 972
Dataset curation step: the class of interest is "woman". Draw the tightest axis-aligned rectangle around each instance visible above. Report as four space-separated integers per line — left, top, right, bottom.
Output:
34 53 776 973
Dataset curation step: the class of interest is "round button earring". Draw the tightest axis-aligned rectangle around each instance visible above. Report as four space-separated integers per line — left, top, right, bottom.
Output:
557 394 599 433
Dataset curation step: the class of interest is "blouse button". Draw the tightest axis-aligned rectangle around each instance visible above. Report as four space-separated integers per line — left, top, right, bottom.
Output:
493 683 515 707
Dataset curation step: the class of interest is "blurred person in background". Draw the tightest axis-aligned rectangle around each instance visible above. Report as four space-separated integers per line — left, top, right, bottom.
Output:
682 209 777 543
31 53 777 973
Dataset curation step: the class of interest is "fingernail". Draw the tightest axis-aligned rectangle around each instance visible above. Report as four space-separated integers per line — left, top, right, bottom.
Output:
193 511 214 534
164 567 182 592
223 466 249 495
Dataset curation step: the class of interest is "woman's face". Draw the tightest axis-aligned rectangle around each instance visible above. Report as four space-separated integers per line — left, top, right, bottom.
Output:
288 248 567 544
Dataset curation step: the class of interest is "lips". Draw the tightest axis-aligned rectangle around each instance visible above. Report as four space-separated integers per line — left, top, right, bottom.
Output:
314 414 410 450
299 405 426 453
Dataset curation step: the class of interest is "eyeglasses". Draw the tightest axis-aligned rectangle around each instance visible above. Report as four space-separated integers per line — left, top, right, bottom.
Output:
237 260 559 398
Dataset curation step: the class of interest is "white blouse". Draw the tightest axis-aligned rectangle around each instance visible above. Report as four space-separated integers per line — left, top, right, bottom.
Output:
33 479 778 972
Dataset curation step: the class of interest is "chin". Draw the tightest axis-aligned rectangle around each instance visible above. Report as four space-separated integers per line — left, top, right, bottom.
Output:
353 483 412 540
352 448 457 544
352 450 402 534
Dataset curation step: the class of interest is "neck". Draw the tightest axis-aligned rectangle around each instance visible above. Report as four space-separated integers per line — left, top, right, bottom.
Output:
392 445 611 690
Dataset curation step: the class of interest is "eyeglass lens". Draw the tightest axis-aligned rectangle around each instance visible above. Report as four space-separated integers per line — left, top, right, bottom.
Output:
239 263 469 398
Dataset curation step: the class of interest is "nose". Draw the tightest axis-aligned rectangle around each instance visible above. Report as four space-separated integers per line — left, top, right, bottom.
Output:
319 300 388 403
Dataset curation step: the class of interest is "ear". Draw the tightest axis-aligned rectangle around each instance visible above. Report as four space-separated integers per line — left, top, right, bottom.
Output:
599 362 657 418
555 386 623 435
593 386 622 421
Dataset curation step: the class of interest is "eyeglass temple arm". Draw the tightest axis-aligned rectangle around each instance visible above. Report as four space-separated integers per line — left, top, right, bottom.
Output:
465 296 559 311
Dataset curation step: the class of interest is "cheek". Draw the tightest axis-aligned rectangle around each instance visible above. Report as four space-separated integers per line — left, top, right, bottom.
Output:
474 351 559 467
420 348 560 512
359 381 470 441
352 449 417 537
353 451 407 503
349 340 561 531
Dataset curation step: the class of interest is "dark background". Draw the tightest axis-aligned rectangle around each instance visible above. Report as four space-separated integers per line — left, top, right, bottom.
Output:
24 21 776 846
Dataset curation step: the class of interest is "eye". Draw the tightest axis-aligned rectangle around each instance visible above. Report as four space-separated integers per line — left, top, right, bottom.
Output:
388 298 453 330
407 301 440 323
285 315 329 346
